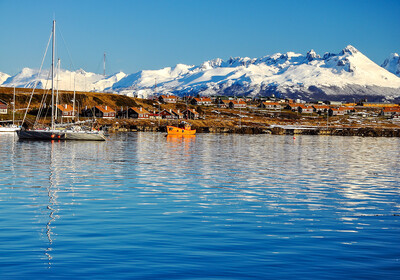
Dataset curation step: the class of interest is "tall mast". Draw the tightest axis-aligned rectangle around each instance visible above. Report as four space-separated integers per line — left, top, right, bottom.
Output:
51 20 56 130
73 79 76 121
13 87 15 125
55 58 60 120
72 72 77 122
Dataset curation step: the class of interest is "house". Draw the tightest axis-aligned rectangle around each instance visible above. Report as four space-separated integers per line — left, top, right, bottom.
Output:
128 107 150 119
182 108 199 120
285 104 302 111
93 105 116 119
159 109 176 119
344 107 355 114
191 97 213 106
218 100 231 108
149 112 162 120
0 100 7 114
298 104 314 114
171 109 184 119
312 105 330 114
55 104 76 118
159 95 178 104
381 107 400 117
328 107 346 116
260 102 282 110
229 100 247 109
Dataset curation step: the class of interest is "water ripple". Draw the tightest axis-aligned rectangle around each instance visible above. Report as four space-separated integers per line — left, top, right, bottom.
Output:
0 133 399 279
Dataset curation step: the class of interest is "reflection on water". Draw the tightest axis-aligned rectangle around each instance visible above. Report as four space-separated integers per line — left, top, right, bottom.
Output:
0 132 399 279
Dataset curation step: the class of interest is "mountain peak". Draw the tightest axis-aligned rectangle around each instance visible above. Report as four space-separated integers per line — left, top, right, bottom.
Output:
306 49 320 61
381 52 400 76
200 58 223 70
0 71 10 84
341 45 359 55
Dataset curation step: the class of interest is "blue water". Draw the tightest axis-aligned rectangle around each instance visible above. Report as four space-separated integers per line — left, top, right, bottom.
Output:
0 132 399 279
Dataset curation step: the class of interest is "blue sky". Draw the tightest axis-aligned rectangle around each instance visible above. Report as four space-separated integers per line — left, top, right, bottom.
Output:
0 0 399 76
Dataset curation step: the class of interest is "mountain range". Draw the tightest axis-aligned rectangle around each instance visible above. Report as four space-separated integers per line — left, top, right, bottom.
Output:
1 45 400 102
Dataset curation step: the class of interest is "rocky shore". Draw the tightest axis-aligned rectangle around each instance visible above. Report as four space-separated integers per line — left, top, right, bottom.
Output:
99 119 400 137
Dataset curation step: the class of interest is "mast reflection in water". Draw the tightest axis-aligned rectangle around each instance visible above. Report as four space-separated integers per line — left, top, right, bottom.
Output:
44 141 59 266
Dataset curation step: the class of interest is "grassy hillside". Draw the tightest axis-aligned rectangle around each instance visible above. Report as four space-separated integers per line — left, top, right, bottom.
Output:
0 87 139 110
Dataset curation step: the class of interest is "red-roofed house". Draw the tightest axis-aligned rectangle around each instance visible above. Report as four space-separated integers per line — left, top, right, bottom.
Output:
298 105 314 114
128 107 150 119
93 105 116 119
171 109 184 119
217 100 231 108
0 100 7 114
261 102 282 110
159 109 176 119
381 107 400 117
56 104 76 118
312 105 330 114
285 103 302 111
191 97 213 106
229 100 247 109
159 95 178 104
328 107 346 116
182 108 199 120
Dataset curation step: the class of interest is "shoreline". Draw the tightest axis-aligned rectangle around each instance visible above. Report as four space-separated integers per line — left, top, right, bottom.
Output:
1 87 399 138
98 119 400 137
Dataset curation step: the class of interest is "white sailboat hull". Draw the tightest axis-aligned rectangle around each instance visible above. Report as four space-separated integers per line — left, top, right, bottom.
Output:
0 125 21 132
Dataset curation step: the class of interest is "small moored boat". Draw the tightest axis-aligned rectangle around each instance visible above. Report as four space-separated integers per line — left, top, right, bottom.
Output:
0 124 21 133
167 122 196 136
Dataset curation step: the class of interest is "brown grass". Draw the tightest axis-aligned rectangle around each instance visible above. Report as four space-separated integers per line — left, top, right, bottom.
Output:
1 86 399 130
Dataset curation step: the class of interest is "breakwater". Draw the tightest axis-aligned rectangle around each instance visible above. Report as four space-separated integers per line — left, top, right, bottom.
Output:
105 122 400 137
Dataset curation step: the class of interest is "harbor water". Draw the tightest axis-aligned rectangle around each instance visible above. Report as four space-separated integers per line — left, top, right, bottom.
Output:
0 132 399 279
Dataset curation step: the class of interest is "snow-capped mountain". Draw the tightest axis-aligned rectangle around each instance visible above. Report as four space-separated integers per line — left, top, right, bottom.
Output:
1 67 126 92
381 53 400 77
2 45 400 102
111 45 400 101
0 72 10 85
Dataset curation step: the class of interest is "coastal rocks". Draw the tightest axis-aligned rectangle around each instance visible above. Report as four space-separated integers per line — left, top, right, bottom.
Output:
199 126 265 134
106 121 400 138
271 127 400 137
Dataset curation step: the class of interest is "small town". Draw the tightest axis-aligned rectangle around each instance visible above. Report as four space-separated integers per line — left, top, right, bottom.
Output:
1 86 400 136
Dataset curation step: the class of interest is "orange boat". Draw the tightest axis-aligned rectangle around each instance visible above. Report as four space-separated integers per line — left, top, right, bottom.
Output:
167 122 196 135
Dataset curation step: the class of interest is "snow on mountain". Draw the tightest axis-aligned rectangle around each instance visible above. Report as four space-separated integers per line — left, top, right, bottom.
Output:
0 72 10 85
111 45 400 101
93 71 127 91
1 67 126 92
2 45 400 102
113 64 194 90
381 53 400 77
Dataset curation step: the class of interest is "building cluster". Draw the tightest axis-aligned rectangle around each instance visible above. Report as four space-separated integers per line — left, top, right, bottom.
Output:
1 95 400 120
260 98 400 118
48 103 200 121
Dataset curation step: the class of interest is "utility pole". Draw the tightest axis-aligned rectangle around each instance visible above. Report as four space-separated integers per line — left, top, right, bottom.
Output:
327 109 329 129
154 78 157 97
103 52 106 77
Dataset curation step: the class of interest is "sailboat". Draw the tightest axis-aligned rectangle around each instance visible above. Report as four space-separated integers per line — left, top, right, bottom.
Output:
17 20 106 141
0 88 21 132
